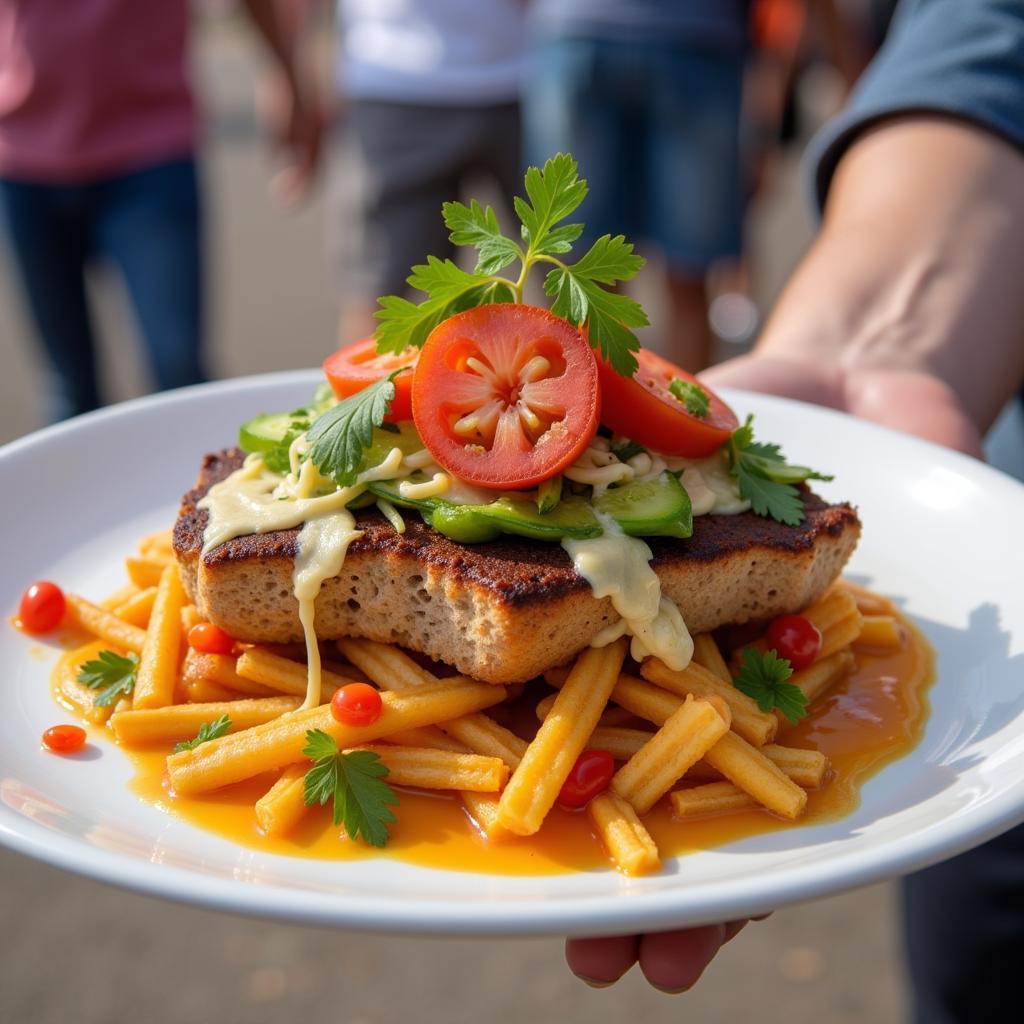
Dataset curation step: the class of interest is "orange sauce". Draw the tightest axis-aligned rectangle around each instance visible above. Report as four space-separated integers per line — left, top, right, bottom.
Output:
51 586 933 876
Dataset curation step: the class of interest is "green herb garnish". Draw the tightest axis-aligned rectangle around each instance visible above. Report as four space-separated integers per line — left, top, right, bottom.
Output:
668 379 710 418
302 729 398 847
374 154 647 376
733 648 808 724
727 416 832 525
306 373 399 486
174 714 232 753
610 439 646 462
77 650 139 707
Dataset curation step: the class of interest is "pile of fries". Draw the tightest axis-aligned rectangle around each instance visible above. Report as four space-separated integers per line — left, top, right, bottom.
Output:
55 530 904 875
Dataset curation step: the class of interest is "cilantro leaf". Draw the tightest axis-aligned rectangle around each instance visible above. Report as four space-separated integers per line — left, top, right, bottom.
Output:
302 729 399 847
733 648 809 724
514 153 588 253
307 373 398 486
727 415 833 525
668 378 710 418
443 199 522 275
77 650 139 707
174 713 232 753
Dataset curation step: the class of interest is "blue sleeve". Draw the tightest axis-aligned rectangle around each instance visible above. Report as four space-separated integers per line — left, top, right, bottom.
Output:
808 0 1024 208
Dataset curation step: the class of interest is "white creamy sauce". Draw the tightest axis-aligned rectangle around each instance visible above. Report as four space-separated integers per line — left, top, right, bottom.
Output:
198 437 740 703
562 516 695 671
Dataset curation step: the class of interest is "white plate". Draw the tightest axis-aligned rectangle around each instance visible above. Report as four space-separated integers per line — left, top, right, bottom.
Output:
2 371 1023 937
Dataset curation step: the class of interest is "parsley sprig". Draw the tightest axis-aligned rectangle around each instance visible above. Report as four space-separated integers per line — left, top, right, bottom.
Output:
302 730 398 847
77 650 139 707
374 154 648 376
727 416 832 525
733 648 809 724
668 379 710 418
306 373 400 485
174 714 232 753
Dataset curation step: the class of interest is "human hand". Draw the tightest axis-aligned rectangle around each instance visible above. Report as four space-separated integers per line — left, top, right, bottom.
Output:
257 68 324 206
566 921 753 991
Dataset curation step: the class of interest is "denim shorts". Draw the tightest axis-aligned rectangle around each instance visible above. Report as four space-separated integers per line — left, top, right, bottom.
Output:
523 37 744 272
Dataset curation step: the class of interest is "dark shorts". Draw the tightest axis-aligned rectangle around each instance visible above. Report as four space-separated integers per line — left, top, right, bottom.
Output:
334 100 521 302
523 36 744 273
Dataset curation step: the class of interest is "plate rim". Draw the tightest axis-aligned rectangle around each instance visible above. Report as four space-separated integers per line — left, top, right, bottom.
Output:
2 370 1023 937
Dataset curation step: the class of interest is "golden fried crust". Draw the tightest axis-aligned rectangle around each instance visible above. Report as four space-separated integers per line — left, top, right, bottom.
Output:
173 450 861 683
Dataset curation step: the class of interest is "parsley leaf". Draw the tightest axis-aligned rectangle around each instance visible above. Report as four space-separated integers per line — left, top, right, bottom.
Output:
174 714 232 753
727 415 833 525
443 199 522 274
77 650 139 707
372 154 647 377
302 729 398 847
733 648 809 724
514 152 588 253
668 378 710 418
307 373 399 486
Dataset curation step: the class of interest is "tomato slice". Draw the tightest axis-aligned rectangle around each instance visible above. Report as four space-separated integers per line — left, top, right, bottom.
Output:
323 337 417 422
411 305 600 490
598 348 738 458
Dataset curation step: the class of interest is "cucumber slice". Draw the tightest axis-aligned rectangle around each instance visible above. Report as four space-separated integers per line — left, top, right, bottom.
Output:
594 472 693 539
536 475 562 514
239 412 300 453
361 421 425 470
468 494 601 540
428 505 503 543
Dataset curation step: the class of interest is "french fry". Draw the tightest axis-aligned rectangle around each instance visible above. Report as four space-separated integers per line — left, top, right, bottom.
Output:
99 582 140 611
692 633 731 683
167 678 506 795
64 593 147 653
781 649 857 715
589 792 660 875
183 678 237 704
57 641 119 725
588 726 657 761
671 782 757 817
112 587 157 629
111 696 299 746
236 648 350 698
612 696 731 815
536 692 639 728
760 745 830 787
132 564 185 709
139 529 174 560
185 650 277 697
356 744 509 792
641 658 777 747
850 590 892 617
855 614 903 650
180 604 203 639
256 764 309 837
339 638 527 767
461 793 508 840
702 731 807 819
803 588 860 635
497 639 627 836
818 612 865 660
125 556 167 589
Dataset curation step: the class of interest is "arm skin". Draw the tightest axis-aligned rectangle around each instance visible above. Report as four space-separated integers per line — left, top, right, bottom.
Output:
240 0 324 205
567 117 1024 990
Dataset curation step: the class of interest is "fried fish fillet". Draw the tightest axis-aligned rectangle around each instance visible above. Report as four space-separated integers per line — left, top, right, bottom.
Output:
173 450 860 684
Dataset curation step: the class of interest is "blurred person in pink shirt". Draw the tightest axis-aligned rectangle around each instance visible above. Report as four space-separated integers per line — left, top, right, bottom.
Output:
0 0 321 423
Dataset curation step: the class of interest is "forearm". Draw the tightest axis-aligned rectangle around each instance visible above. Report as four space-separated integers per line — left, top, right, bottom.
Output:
757 117 1024 432
239 0 313 86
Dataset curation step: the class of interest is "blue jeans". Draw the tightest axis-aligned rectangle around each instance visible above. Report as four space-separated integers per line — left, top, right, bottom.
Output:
523 37 744 273
0 157 204 422
903 822 1024 1023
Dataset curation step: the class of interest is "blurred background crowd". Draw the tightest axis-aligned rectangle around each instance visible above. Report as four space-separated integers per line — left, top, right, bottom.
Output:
3 0 904 430
1 2 1022 1023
